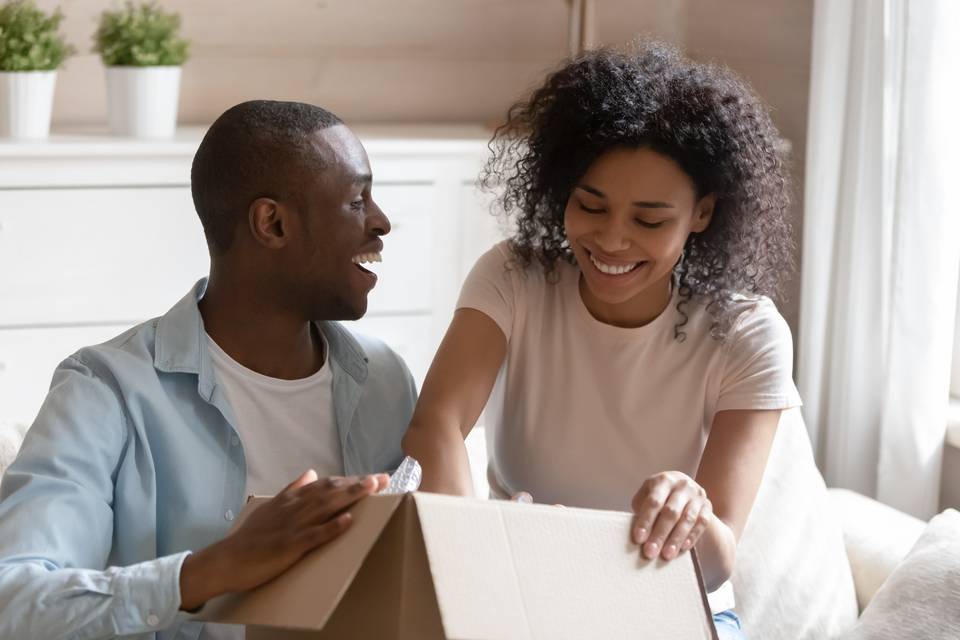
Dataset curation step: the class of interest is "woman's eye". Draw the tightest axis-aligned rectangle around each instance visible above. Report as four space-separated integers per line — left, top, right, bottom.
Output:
579 202 604 214
635 219 664 229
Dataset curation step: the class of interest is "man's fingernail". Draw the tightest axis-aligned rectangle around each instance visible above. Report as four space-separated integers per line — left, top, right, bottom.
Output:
636 528 648 543
644 542 659 558
664 544 677 559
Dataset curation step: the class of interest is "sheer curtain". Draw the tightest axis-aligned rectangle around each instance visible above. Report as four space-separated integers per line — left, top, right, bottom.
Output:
798 0 960 518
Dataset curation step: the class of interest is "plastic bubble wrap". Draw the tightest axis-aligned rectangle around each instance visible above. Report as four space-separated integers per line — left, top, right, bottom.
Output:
384 456 422 494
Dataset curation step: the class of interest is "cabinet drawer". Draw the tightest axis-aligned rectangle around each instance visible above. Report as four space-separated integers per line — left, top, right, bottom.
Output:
0 324 134 426
343 314 437 390
0 188 209 326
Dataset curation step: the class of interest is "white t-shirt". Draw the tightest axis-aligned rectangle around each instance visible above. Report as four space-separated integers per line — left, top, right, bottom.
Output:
457 242 802 613
199 331 349 640
206 331 343 497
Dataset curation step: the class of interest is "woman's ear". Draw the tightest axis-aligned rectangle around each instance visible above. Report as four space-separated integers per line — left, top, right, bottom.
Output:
692 194 717 233
248 197 289 249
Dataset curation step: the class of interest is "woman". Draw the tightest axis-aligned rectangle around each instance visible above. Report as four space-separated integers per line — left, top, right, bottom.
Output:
402 41 800 639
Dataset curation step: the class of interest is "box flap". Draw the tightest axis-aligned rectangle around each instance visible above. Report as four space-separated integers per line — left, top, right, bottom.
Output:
413 493 717 640
200 492 405 630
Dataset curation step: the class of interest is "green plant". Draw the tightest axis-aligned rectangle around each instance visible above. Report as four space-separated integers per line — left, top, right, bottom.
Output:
0 0 74 71
93 2 189 67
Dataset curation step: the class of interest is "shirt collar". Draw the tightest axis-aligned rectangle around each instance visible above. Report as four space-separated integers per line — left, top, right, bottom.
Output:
154 279 369 399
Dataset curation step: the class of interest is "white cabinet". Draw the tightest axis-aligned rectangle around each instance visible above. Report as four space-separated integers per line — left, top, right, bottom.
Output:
0 127 504 427
0 187 209 326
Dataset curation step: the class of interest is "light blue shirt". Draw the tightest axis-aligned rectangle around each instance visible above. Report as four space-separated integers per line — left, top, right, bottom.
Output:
0 281 417 639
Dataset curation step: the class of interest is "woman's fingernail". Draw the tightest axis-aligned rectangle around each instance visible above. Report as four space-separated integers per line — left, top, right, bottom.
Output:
664 544 678 559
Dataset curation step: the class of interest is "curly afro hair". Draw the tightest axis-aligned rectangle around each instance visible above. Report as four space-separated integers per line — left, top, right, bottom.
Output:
481 40 794 340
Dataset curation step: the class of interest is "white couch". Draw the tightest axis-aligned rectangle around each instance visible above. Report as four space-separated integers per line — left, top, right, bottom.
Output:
0 416 944 639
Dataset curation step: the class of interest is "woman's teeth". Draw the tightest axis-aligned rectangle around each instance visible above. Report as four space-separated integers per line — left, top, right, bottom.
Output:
352 252 382 265
589 252 640 275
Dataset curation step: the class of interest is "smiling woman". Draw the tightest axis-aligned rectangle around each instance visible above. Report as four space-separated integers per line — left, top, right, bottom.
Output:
483 40 794 340
402 40 801 640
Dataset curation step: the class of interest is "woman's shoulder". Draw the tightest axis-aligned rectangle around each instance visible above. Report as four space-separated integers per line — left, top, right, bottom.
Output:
680 291 791 345
471 240 574 285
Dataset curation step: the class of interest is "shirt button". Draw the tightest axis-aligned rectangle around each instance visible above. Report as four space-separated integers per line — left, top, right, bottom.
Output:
146 613 160 626
230 436 240 447
224 509 235 521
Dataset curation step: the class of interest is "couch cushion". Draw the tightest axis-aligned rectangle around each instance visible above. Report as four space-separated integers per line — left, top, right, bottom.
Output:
843 509 960 639
829 488 925 610
731 408 859 640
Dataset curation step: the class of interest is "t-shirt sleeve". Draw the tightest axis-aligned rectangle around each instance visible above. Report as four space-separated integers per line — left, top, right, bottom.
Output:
715 298 803 413
456 241 517 341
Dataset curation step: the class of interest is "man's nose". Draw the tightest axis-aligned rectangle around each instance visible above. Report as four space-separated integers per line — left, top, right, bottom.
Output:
366 199 391 236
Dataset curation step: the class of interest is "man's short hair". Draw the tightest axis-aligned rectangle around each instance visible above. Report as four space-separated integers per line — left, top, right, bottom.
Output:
191 100 343 253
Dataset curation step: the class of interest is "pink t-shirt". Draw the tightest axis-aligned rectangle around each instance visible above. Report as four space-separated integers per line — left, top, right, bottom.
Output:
458 241 803 512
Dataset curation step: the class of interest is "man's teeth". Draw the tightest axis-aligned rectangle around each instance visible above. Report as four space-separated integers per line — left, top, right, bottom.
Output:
589 253 639 275
351 252 382 265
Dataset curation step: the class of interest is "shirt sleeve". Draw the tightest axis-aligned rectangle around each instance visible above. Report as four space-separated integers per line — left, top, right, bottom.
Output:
0 357 190 638
715 298 803 413
456 241 518 340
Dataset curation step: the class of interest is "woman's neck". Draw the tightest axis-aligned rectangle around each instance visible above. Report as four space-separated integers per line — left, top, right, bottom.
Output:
578 271 674 329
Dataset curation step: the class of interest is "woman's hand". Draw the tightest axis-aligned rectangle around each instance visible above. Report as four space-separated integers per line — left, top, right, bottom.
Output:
630 471 713 561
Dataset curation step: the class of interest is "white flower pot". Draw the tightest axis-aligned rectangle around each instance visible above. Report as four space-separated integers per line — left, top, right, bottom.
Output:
0 71 57 140
105 66 181 139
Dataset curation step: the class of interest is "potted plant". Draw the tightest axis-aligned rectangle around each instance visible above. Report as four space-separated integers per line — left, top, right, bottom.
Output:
0 0 73 139
93 1 189 139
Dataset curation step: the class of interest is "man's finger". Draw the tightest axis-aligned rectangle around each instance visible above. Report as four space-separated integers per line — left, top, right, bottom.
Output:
511 491 533 504
298 513 353 552
305 477 378 522
283 469 318 494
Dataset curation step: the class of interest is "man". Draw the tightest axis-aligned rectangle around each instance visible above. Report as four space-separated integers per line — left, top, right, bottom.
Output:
0 101 416 638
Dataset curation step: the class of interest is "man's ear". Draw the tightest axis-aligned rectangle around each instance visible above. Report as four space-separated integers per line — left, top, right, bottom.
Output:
691 193 717 233
248 198 289 249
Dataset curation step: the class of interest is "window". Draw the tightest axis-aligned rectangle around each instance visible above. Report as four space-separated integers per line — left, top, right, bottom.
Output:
953 285 960 400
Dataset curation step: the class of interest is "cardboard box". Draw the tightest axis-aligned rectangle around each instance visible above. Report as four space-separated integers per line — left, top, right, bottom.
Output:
201 492 718 639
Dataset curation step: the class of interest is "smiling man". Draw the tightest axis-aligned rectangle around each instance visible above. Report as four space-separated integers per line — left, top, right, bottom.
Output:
0 101 416 639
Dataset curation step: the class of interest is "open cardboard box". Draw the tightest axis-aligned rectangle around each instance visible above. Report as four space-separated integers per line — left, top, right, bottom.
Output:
200 492 718 639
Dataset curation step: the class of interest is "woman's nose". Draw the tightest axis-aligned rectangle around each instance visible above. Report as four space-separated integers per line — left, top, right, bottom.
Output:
594 219 630 252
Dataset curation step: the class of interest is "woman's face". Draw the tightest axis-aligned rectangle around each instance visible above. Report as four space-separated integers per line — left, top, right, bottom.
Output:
563 146 715 323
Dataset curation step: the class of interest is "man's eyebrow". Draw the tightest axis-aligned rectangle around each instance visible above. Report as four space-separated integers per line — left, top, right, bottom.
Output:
575 184 675 208
350 172 372 186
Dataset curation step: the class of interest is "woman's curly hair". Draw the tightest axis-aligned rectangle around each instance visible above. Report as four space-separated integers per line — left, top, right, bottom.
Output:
481 40 794 340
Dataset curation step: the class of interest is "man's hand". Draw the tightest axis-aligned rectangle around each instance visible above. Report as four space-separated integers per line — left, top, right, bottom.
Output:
179 469 389 611
630 471 713 562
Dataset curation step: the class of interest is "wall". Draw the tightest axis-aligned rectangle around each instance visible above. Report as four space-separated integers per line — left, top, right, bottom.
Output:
39 0 812 332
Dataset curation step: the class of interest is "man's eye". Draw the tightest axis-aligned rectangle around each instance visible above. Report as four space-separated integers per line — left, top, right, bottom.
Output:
350 200 364 211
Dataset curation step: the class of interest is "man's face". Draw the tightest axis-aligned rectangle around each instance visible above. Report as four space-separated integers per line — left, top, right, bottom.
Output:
284 125 390 320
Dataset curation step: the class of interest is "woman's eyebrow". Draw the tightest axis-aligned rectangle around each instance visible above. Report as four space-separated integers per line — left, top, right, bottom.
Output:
575 183 675 208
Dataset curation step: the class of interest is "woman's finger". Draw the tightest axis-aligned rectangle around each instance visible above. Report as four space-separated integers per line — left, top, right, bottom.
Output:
681 501 713 552
631 477 672 545
643 487 689 560
662 500 703 559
